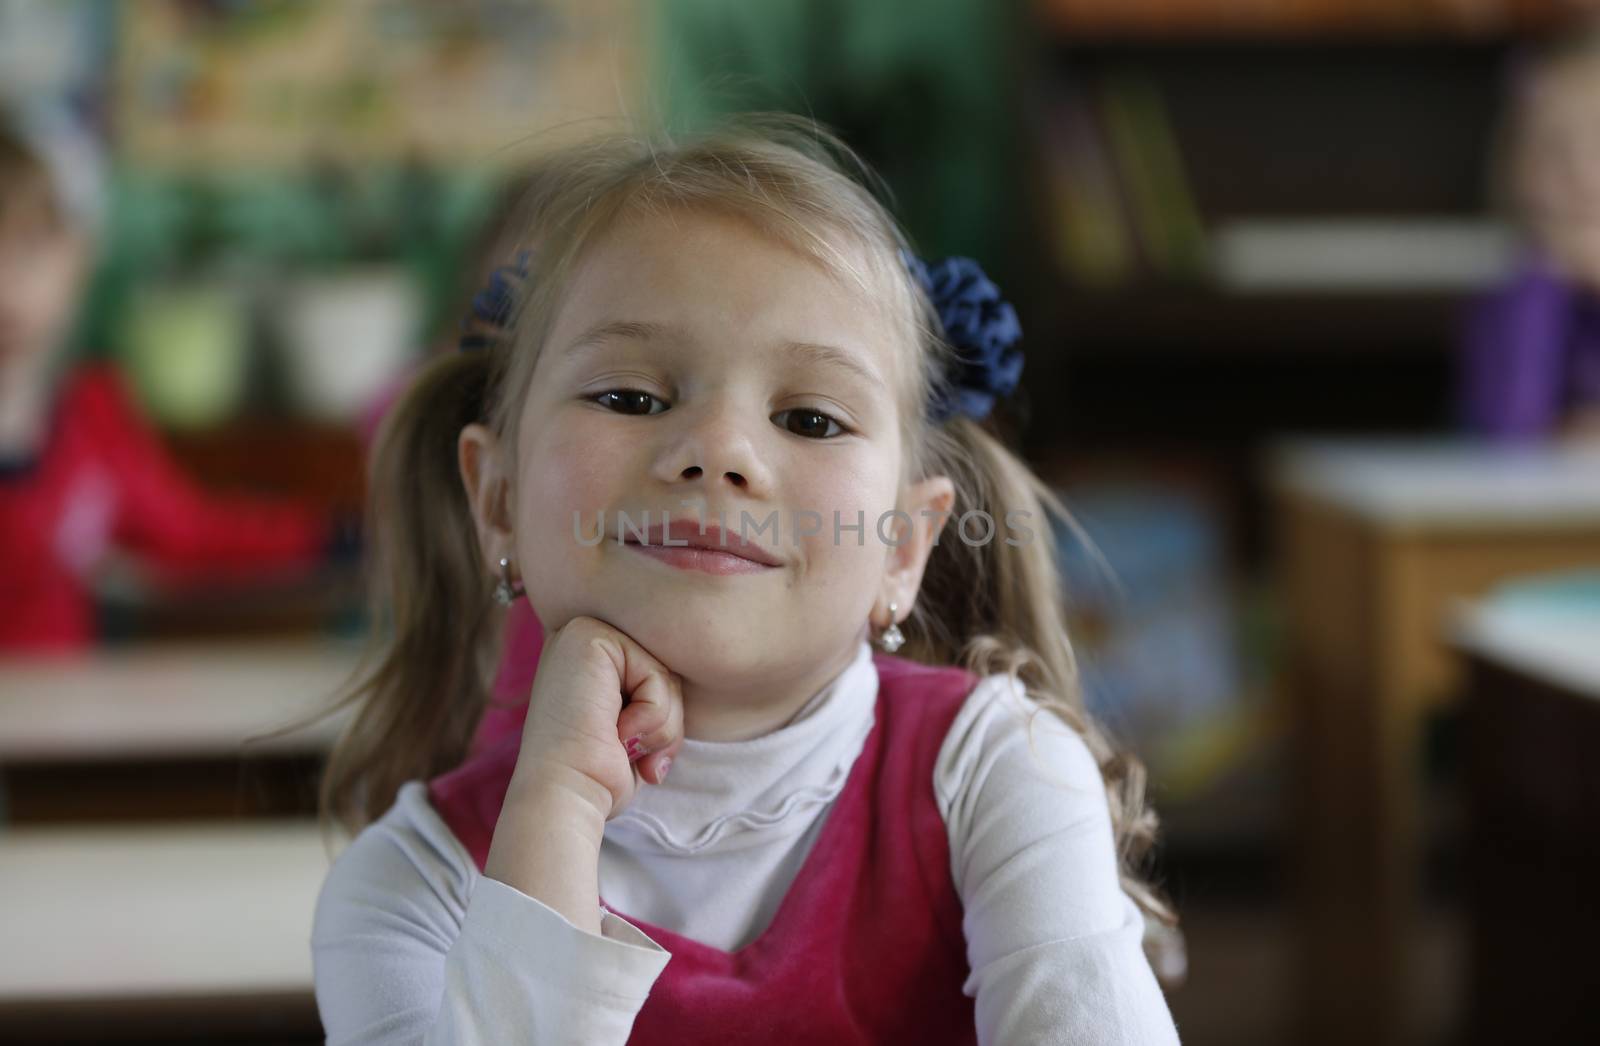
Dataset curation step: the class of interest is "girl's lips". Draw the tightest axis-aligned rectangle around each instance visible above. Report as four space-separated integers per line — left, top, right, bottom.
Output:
620 540 778 575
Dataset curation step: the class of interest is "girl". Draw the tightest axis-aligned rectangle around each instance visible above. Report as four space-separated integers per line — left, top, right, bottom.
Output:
1460 23 1600 442
312 115 1182 1044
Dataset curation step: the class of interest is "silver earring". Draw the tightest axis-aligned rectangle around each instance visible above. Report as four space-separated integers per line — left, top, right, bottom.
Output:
493 556 525 606
875 601 905 653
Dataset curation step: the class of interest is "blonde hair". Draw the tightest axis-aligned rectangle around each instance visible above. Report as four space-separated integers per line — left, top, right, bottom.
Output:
319 114 1178 949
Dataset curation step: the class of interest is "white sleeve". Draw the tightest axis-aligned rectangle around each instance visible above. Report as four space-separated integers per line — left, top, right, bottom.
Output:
311 782 671 1046
935 676 1182 1046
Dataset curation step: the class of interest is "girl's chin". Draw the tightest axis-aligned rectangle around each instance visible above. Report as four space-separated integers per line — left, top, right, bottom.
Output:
619 617 742 657
612 616 792 676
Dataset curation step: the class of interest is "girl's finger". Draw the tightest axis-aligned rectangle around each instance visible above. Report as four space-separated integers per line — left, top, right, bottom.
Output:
639 736 683 786
636 684 684 784
617 670 678 763
610 635 680 761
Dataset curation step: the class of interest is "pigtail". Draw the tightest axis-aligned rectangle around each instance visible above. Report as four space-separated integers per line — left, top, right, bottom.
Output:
908 414 1184 982
319 351 500 833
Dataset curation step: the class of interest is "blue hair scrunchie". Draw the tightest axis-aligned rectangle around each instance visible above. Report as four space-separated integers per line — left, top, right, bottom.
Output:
460 247 1023 424
900 250 1024 425
457 249 532 352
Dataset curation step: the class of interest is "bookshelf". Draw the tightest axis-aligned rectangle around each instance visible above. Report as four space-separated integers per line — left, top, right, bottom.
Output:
1006 20 1580 595
1017 33 1524 478
1026 37 1508 284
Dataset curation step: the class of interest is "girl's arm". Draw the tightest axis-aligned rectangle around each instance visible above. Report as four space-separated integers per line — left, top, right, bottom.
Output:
312 782 669 1046
1458 260 1574 440
314 620 684 1044
77 364 337 575
935 675 1182 1045
484 759 616 936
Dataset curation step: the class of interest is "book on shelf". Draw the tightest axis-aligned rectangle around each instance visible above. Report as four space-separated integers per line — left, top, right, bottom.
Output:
1035 68 1208 288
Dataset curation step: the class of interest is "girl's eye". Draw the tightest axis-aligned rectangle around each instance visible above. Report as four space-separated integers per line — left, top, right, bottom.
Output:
593 389 667 416
773 408 845 440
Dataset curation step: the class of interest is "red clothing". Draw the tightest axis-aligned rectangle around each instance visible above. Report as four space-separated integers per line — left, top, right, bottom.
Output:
429 651 982 1044
0 363 331 651
469 600 545 753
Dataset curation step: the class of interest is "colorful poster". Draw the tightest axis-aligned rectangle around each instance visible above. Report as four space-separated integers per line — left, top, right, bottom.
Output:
115 0 641 170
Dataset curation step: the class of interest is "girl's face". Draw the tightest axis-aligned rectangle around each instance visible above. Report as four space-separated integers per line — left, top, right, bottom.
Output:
0 201 85 366
469 206 952 719
1515 56 1600 284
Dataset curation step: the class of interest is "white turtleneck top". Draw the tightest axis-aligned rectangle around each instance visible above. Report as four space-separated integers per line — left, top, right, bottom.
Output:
311 640 1182 1045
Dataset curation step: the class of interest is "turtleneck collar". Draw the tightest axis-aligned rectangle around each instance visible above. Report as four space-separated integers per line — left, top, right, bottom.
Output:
603 639 878 856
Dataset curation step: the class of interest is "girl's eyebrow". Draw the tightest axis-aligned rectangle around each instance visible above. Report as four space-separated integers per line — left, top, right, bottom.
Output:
563 319 885 390
783 340 885 391
563 319 672 358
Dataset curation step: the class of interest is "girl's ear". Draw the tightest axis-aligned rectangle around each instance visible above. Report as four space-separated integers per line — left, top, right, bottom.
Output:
458 422 515 566
879 474 956 619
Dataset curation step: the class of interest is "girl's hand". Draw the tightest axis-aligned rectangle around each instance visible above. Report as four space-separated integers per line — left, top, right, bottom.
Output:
1558 405 1600 445
1540 219 1600 296
509 615 685 823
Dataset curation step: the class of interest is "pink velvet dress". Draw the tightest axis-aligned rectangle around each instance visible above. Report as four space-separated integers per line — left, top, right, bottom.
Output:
432 613 983 1044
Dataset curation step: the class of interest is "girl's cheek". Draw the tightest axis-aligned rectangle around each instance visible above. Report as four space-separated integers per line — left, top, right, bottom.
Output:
512 446 591 549
525 474 602 548
524 414 620 493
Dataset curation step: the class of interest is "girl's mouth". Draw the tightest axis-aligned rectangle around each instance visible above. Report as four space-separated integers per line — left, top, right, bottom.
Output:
618 540 779 576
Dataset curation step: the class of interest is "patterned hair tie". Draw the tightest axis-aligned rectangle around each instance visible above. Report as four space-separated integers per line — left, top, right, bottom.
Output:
458 249 532 353
900 250 1025 425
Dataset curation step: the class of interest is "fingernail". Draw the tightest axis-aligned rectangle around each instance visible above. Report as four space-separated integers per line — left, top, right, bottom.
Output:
625 736 647 762
657 757 671 781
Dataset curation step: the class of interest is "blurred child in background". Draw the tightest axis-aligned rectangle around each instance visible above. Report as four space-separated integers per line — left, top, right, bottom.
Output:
1460 24 1600 443
0 119 346 652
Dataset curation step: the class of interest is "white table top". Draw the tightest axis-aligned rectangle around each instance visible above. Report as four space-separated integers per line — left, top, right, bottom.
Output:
1269 437 1600 531
0 820 345 1002
1449 576 1600 701
0 638 362 762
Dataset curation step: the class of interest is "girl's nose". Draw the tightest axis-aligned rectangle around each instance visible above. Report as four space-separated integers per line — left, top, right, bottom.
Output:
649 400 773 497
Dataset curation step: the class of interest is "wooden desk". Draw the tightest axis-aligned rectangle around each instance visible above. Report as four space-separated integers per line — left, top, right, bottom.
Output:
0 639 361 821
1270 439 1600 1046
1452 589 1600 1046
0 638 361 764
0 820 345 1040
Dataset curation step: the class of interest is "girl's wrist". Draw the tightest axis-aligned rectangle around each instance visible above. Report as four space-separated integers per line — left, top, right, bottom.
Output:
485 762 611 935
505 757 615 836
